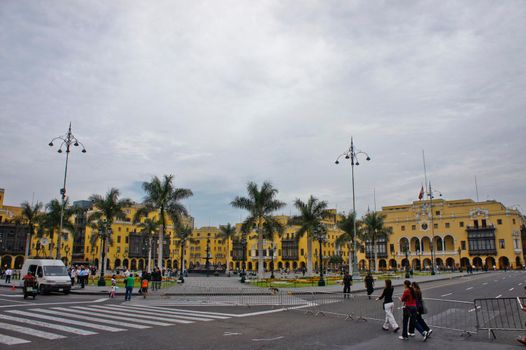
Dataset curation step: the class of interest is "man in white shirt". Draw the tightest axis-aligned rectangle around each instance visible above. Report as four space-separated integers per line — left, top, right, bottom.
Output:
5 268 13 284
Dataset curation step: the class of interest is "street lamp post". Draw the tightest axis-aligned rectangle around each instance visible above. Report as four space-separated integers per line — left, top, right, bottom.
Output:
426 182 442 276
205 238 211 277
64 245 70 266
404 245 411 279
49 123 86 260
241 234 247 283
335 137 371 280
97 223 111 286
457 247 462 272
269 243 276 279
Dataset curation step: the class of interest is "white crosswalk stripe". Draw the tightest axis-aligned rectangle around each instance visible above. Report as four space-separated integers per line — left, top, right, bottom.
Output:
6 310 125 332
0 322 65 340
0 314 96 335
0 304 231 346
0 333 30 345
32 308 152 329
114 305 231 319
86 305 203 322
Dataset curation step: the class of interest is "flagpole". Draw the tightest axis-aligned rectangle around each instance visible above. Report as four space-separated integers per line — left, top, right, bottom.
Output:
475 176 480 202
422 150 428 195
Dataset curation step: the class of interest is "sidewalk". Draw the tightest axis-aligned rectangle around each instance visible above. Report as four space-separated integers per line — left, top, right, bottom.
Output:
0 271 486 295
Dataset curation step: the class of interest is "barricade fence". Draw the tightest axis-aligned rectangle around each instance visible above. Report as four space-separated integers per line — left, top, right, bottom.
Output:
474 297 526 339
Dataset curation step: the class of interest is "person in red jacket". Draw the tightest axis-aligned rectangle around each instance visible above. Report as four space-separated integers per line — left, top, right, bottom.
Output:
399 280 429 341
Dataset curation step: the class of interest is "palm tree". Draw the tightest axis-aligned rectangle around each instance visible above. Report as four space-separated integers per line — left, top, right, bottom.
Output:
173 224 196 282
335 211 358 274
231 182 286 277
88 188 132 284
88 219 114 270
134 216 160 273
217 223 237 275
290 195 331 276
40 199 75 259
142 175 193 270
18 201 43 260
361 211 392 272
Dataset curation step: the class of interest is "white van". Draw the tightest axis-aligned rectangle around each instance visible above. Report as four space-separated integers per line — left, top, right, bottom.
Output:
20 259 71 294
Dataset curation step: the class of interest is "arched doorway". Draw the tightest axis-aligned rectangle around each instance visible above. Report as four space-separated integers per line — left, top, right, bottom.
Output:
114 259 121 269
94 258 99 268
446 258 455 268
292 261 298 269
423 258 431 270
166 260 172 269
435 258 444 269
248 262 253 271
401 258 409 269
460 257 470 268
138 259 144 271
14 256 24 269
106 259 110 270
434 237 443 251
1 255 12 269
444 235 454 251
421 237 431 252
498 256 509 270
399 238 409 253
485 257 495 269
359 259 366 270
473 257 483 268
300 261 306 268
122 259 129 269
278 261 283 269
285 262 290 269
174 260 179 269
410 237 420 252
516 257 522 269
130 259 137 270
388 259 397 269
412 258 420 270
379 259 387 270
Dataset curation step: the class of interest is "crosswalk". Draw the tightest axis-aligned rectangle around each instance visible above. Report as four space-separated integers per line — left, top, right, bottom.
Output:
0 303 233 346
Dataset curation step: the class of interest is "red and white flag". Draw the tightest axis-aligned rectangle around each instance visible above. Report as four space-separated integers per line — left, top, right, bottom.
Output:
418 185 424 200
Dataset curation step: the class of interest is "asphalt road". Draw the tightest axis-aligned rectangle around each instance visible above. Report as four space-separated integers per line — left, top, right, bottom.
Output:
0 271 523 349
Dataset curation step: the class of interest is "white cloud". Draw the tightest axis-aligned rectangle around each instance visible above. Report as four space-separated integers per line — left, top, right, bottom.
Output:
1 0 525 226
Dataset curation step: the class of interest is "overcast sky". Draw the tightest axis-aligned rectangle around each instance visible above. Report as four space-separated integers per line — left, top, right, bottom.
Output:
1 1 525 227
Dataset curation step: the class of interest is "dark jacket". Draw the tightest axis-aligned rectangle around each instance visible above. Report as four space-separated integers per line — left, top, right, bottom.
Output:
378 287 394 304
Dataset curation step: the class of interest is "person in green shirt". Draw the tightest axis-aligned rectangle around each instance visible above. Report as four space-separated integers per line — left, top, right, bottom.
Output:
124 274 135 301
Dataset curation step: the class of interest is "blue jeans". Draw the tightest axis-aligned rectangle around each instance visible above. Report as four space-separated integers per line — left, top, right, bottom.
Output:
402 306 424 337
125 286 133 300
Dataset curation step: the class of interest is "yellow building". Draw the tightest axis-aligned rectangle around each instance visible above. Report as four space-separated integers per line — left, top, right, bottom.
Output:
377 198 525 271
1 186 525 274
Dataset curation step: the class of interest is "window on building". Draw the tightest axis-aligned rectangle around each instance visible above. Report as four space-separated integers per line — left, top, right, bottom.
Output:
481 219 487 228
412 225 416 230
468 231 496 255
473 220 479 228
118 227 121 232
117 236 121 243
433 223 438 229
445 223 450 228
300 248 304 256
460 221 464 227
514 239 520 250
513 219 516 224
461 241 466 250
401 225 405 231
497 219 502 225
435 211 441 216
125 237 128 244
390 244 395 253
499 239 505 249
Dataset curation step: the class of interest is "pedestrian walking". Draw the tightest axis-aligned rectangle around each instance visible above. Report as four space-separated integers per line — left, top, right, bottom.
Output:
124 274 135 301
343 272 352 298
409 282 432 337
377 279 399 332
141 277 149 299
399 280 429 341
5 268 13 284
109 275 116 298
365 272 374 299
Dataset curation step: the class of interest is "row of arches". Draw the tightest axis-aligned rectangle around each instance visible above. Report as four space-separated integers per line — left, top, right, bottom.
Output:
399 235 455 253
360 256 515 271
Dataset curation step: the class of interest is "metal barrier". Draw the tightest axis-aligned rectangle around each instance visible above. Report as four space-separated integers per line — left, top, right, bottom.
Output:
474 297 526 339
297 293 477 336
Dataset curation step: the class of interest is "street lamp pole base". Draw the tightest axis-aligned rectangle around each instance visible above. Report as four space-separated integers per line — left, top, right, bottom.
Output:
97 276 106 287
318 279 326 286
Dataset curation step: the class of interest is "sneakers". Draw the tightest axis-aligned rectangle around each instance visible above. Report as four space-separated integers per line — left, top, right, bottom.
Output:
398 336 408 340
517 336 526 346
423 331 428 342
408 333 415 337
427 329 433 337
382 327 389 331
393 327 400 333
